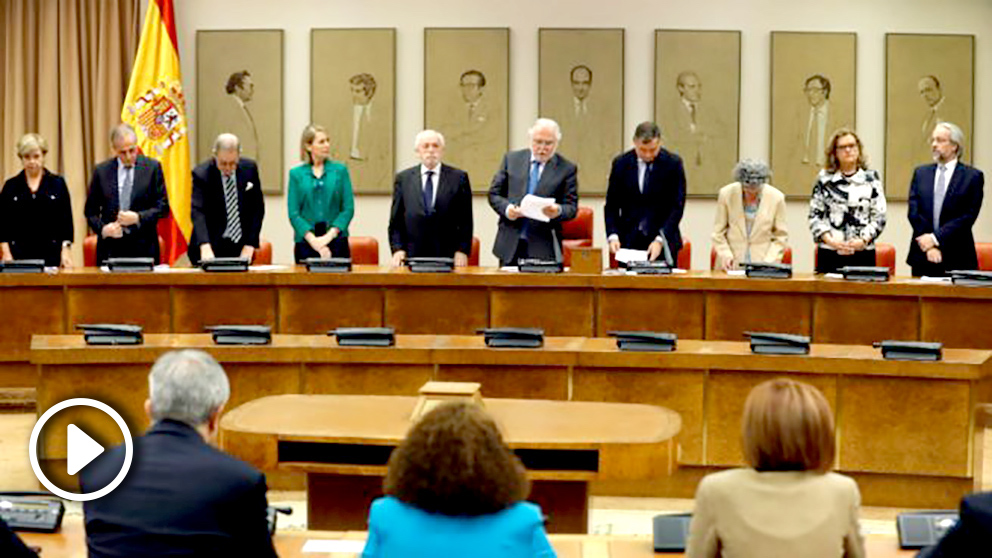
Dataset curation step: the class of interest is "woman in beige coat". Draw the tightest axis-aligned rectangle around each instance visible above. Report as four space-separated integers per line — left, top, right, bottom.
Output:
711 160 788 271
687 378 865 558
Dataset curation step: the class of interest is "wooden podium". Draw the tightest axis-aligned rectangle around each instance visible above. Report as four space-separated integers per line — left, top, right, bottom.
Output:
219 394 681 533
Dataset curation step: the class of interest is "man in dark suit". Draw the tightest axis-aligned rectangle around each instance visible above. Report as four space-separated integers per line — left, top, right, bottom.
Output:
190 133 265 265
79 349 277 558
604 121 686 263
389 130 473 266
0 518 36 557
917 491 992 557
84 124 169 264
907 121 984 277
488 118 578 265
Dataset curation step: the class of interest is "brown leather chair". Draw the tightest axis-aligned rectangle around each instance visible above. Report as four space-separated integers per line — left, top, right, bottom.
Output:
252 238 273 265
469 237 480 266
812 242 896 274
875 242 896 275
83 234 166 267
561 206 594 267
710 246 794 270
977 243 992 271
348 236 379 265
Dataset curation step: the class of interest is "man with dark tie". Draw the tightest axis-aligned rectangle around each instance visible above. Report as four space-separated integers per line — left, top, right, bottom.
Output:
190 133 265 265
388 130 473 266
488 118 578 266
79 350 278 557
604 121 686 263
907 121 984 277
84 123 169 264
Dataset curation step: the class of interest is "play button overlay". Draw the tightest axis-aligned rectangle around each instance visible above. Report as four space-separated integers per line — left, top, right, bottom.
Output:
29 398 133 502
67 424 105 475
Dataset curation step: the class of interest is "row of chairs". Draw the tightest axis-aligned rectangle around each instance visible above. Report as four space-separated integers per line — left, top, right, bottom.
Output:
80 205 992 270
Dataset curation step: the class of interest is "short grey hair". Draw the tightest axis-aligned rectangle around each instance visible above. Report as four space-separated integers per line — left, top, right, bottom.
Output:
413 129 445 151
213 133 241 154
935 121 966 158
529 118 561 141
733 159 772 186
148 350 230 427
110 123 137 146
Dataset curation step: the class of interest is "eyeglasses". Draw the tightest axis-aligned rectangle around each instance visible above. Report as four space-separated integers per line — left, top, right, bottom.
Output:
835 143 859 151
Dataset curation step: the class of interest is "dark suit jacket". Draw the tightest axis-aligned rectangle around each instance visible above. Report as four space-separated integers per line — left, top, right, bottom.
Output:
189 157 265 264
488 149 578 263
604 148 686 258
388 163 472 258
0 518 36 557
907 161 984 275
79 419 277 558
84 155 169 264
918 492 992 558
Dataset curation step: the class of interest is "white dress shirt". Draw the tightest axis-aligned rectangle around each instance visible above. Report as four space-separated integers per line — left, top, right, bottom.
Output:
420 163 441 208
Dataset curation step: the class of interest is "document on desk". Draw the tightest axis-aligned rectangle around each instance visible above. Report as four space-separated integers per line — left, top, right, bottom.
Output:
301 539 366 553
614 248 648 264
520 194 554 222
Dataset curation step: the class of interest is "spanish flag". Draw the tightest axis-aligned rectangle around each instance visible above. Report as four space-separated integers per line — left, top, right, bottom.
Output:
121 0 190 264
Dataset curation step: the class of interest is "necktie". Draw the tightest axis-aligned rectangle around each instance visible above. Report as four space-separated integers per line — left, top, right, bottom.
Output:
527 161 541 195
423 170 435 215
222 173 243 244
641 162 652 194
120 167 133 212
933 165 947 228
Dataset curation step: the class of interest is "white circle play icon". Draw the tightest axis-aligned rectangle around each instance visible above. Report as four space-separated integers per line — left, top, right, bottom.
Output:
28 398 134 502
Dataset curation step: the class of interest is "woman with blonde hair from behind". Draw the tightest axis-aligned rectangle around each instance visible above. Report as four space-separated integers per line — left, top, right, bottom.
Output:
687 378 864 558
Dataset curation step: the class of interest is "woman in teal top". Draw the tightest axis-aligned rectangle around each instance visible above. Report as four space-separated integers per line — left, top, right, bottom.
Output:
362 402 556 558
287 124 355 262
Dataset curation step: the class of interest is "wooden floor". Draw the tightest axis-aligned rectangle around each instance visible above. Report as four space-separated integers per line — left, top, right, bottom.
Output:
2 411 988 538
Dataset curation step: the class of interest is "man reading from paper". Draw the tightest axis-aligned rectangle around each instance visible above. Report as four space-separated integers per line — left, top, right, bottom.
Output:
488 118 578 266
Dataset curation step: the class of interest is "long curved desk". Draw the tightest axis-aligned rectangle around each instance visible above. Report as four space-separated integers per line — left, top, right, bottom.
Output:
30 333 992 510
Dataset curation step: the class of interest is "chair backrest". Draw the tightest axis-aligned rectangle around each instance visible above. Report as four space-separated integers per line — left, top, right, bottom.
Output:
348 236 379 265
253 238 273 265
977 243 992 271
561 206 594 242
83 234 165 266
876 242 896 275
710 245 794 270
469 237 480 266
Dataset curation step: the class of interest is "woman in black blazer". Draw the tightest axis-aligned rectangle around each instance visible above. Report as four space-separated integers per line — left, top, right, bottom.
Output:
0 133 74 267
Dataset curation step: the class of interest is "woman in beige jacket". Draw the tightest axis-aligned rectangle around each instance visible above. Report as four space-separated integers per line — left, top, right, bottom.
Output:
687 378 865 558
711 160 788 271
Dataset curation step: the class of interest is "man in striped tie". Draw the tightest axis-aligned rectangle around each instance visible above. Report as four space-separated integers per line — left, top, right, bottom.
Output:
190 133 265 265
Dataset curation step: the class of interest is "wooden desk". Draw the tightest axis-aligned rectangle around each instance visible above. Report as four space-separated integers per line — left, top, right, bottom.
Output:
31 333 992 509
19 522 919 557
219 394 680 533
5 267 992 390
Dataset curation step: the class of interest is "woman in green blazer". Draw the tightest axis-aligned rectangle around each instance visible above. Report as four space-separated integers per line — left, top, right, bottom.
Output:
288 124 355 262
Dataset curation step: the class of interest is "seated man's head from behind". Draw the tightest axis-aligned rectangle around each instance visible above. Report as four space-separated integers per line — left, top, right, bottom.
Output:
145 349 231 444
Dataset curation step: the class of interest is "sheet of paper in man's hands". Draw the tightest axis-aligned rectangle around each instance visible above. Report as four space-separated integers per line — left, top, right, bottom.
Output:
520 194 554 222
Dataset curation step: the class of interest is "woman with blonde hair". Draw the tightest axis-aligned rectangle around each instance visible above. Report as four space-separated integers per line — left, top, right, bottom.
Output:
362 401 555 558
808 128 886 273
287 124 354 262
687 378 865 558
0 133 74 267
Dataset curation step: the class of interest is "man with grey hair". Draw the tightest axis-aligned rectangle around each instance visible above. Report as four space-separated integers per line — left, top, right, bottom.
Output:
79 349 277 557
907 121 984 276
489 118 578 265
84 123 169 264
388 130 473 266
190 133 265 265
605 121 686 264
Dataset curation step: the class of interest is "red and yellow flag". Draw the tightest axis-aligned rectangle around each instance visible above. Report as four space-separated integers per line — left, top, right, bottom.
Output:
121 0 190 264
